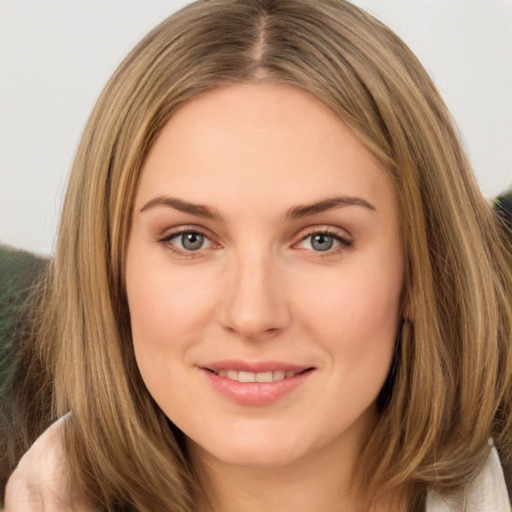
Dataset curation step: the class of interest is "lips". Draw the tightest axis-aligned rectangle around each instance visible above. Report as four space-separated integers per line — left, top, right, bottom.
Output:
200 361 314 405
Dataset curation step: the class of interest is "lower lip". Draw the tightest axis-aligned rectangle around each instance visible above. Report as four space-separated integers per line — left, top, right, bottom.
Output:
202 369 313 406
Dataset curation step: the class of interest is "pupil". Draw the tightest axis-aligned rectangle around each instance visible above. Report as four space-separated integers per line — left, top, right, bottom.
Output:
312 234 333 251
182 233 203 250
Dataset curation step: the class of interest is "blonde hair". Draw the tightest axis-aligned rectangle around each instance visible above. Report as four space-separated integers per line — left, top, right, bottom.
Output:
3 0 512 510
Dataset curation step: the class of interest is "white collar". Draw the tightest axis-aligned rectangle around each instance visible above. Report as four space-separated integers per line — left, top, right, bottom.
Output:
426 446 510 511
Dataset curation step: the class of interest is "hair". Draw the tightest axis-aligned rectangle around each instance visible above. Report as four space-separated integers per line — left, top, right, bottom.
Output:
2 0 511 510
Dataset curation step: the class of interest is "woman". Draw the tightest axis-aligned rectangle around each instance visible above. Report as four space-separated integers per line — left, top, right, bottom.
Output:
2 0 512 510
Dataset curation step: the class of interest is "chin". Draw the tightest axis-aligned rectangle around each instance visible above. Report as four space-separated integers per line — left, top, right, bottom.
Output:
188 426 311 469
209 446 306 469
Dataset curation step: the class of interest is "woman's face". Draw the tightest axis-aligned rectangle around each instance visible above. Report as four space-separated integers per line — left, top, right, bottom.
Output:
126 83 404 469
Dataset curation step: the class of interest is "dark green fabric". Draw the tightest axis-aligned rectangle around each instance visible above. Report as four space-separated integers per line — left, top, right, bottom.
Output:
0 245 46 393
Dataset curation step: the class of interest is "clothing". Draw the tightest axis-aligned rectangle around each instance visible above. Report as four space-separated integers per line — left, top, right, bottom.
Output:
426 446 510 511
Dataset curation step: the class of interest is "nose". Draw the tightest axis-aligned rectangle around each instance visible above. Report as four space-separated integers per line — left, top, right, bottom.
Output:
217 250 291 340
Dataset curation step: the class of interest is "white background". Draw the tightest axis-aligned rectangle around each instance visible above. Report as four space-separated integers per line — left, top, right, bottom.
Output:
1 0 511 256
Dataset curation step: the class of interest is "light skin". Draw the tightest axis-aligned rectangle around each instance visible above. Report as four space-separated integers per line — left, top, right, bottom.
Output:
126 83 406 511
5 83 405 512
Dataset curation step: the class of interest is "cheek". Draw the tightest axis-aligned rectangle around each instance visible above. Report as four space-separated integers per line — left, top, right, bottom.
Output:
323 270 402 416
125 260 212 417
293 252 403 382
330 286 399 382
124 248 219 406
126 258 215 348
343 274 402 340
300 267 402 340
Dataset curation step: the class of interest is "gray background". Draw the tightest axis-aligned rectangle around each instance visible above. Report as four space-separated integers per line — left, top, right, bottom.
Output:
1 0 511 256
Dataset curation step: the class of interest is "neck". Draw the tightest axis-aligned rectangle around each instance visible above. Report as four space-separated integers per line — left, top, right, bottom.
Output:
194 449 361 512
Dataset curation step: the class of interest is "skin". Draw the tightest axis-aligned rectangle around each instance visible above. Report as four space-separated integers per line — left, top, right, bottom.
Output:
127 83 405 511
5 83 406 511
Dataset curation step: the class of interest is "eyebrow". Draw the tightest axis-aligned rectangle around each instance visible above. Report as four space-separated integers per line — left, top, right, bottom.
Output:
140 196 223 220
139 194 376 220
285 195 376 220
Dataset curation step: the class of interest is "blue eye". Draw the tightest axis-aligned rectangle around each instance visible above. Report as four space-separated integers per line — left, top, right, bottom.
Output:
310 233 334 251
179 232 205 251
298 231 351 252
164 231 213 252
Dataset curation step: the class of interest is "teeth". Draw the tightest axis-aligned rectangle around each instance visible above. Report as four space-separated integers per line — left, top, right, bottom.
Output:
239 371 256 383
274 370 286 380
214 369 299 382
255 371 273 383
227 370 238 380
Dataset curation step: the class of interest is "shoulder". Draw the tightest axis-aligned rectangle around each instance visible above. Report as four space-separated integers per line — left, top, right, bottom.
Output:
426 446 511 512
4 416 97 512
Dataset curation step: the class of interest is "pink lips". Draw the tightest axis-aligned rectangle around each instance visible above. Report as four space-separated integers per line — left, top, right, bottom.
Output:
200 360 314 406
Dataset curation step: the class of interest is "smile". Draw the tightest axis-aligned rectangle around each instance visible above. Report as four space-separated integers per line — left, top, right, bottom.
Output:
212 369 300 382
201 363 315 406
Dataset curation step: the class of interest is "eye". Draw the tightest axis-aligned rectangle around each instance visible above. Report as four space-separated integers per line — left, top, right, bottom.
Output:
176 232 208 251
309 233 335 252
297 230 352 253
160 230 215 253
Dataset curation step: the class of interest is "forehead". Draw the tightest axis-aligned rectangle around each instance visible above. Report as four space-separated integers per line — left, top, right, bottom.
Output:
135 83 397 219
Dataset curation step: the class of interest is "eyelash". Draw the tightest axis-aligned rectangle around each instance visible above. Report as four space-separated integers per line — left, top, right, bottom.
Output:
296 228 353 254
158 228 214 258
157 227 353 258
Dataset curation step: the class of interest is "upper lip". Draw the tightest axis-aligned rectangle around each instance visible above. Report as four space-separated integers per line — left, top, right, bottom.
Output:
201 360 313 373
